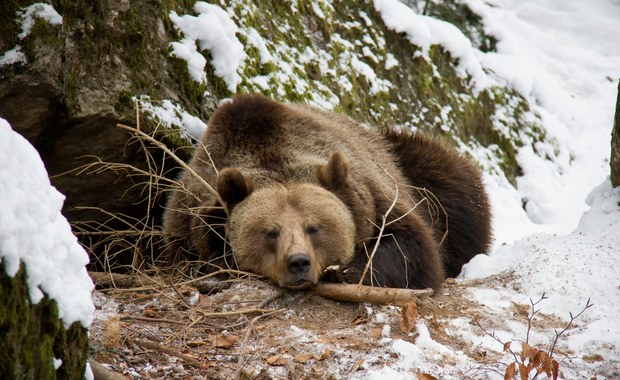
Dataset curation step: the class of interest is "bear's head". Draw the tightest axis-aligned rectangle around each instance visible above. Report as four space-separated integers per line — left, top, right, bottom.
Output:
216 152 355 289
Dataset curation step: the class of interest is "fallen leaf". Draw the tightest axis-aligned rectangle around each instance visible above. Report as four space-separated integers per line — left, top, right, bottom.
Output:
400 302 419 333
369 328 382 340
102 315 121 348
351 314 367 325
416 370 438 380
209 334 238 348
582 354 604 362
187 339 207 347
350 358 364 371
266 354 288 366
294 353 314 363
315 349 332 361
143 305 157 318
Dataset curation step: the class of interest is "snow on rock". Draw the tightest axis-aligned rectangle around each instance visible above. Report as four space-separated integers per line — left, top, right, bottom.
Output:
0 3 63 68
135 95 207 141
17 2 63 39
0 46 27 67
0 118 94 329
169 2 246 92
374 0 488 87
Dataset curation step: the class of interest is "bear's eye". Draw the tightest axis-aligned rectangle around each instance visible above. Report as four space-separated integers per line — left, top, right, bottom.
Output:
306 225 320 235
265 229 280 239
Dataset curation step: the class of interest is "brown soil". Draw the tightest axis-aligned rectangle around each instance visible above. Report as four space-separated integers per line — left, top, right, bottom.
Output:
88 274 586 379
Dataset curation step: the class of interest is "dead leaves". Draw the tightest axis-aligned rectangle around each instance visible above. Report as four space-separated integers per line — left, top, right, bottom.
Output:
265 349 333 367
416 370 439 380
209 333 239 349
102 315 121 348
502 341 559 380
265 354 288 366
400 302 419 333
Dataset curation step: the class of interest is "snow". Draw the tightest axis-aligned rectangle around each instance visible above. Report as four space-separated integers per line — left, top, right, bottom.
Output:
374 0 488 87
169 2 246 92
0 3 63 67
135 95 207 141
468 0 620 240
367 0 620 378
0 46 27 67
0 119 94 329
17 2 63 39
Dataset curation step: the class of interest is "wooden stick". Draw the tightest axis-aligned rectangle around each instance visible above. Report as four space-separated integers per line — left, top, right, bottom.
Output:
89 359 127 380
313 282 432 306
89 271 230 293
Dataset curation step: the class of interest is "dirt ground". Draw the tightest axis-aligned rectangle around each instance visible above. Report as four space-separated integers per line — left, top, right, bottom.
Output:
88 273 592 380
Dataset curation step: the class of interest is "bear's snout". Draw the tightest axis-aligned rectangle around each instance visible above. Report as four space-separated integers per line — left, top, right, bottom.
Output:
287 254 311 275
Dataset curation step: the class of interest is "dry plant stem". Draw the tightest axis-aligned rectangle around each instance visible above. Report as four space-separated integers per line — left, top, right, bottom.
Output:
116 123 224 205
314 282 432 306
130 338 203 367
358 163 400 285
234 309 287 380
89 359 127 380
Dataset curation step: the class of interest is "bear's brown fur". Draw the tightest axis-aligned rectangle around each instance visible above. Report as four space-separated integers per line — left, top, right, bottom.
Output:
162 94 491 290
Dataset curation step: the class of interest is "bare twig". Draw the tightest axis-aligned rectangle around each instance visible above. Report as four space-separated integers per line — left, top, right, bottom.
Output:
357 163 400 285
130 338 203 367
549 297 593 357
526 292 548 344
89 359 127 380
234 308 287 380
116 123 223 205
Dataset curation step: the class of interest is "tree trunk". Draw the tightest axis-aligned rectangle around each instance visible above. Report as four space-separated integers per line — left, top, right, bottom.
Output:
611 80 620 188
0 263 89 379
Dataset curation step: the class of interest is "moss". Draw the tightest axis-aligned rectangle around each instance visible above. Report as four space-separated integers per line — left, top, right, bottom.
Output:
0 262 89 378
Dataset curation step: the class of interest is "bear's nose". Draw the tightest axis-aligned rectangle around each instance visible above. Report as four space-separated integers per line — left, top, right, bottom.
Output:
287 254 311 275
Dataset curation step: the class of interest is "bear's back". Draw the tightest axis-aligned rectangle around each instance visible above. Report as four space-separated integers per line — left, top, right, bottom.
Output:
198 95 404 191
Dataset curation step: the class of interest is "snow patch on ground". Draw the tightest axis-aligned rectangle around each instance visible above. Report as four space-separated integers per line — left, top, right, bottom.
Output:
0 118 94 329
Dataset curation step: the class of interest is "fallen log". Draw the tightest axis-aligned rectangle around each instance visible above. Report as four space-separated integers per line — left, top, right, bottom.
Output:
313 282 433 306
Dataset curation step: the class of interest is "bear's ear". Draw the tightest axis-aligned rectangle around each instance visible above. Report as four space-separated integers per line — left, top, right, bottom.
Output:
318 151 349 190
216 168 254 214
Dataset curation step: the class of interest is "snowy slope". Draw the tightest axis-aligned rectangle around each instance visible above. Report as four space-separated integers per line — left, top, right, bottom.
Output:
364 0 620 378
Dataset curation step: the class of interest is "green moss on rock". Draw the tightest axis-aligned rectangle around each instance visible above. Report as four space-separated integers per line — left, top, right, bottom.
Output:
0 262 89 379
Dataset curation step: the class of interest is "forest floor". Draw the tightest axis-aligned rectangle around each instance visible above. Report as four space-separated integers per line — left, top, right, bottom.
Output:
88 273 577 380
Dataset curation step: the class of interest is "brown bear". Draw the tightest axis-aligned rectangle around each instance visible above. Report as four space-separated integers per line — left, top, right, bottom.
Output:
162 94 491 291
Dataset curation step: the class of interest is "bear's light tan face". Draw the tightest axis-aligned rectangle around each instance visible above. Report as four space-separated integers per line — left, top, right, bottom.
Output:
226 184 356 289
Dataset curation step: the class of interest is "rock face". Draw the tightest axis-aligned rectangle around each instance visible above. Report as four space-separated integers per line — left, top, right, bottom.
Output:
0 0 552 268
611 81 620 188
